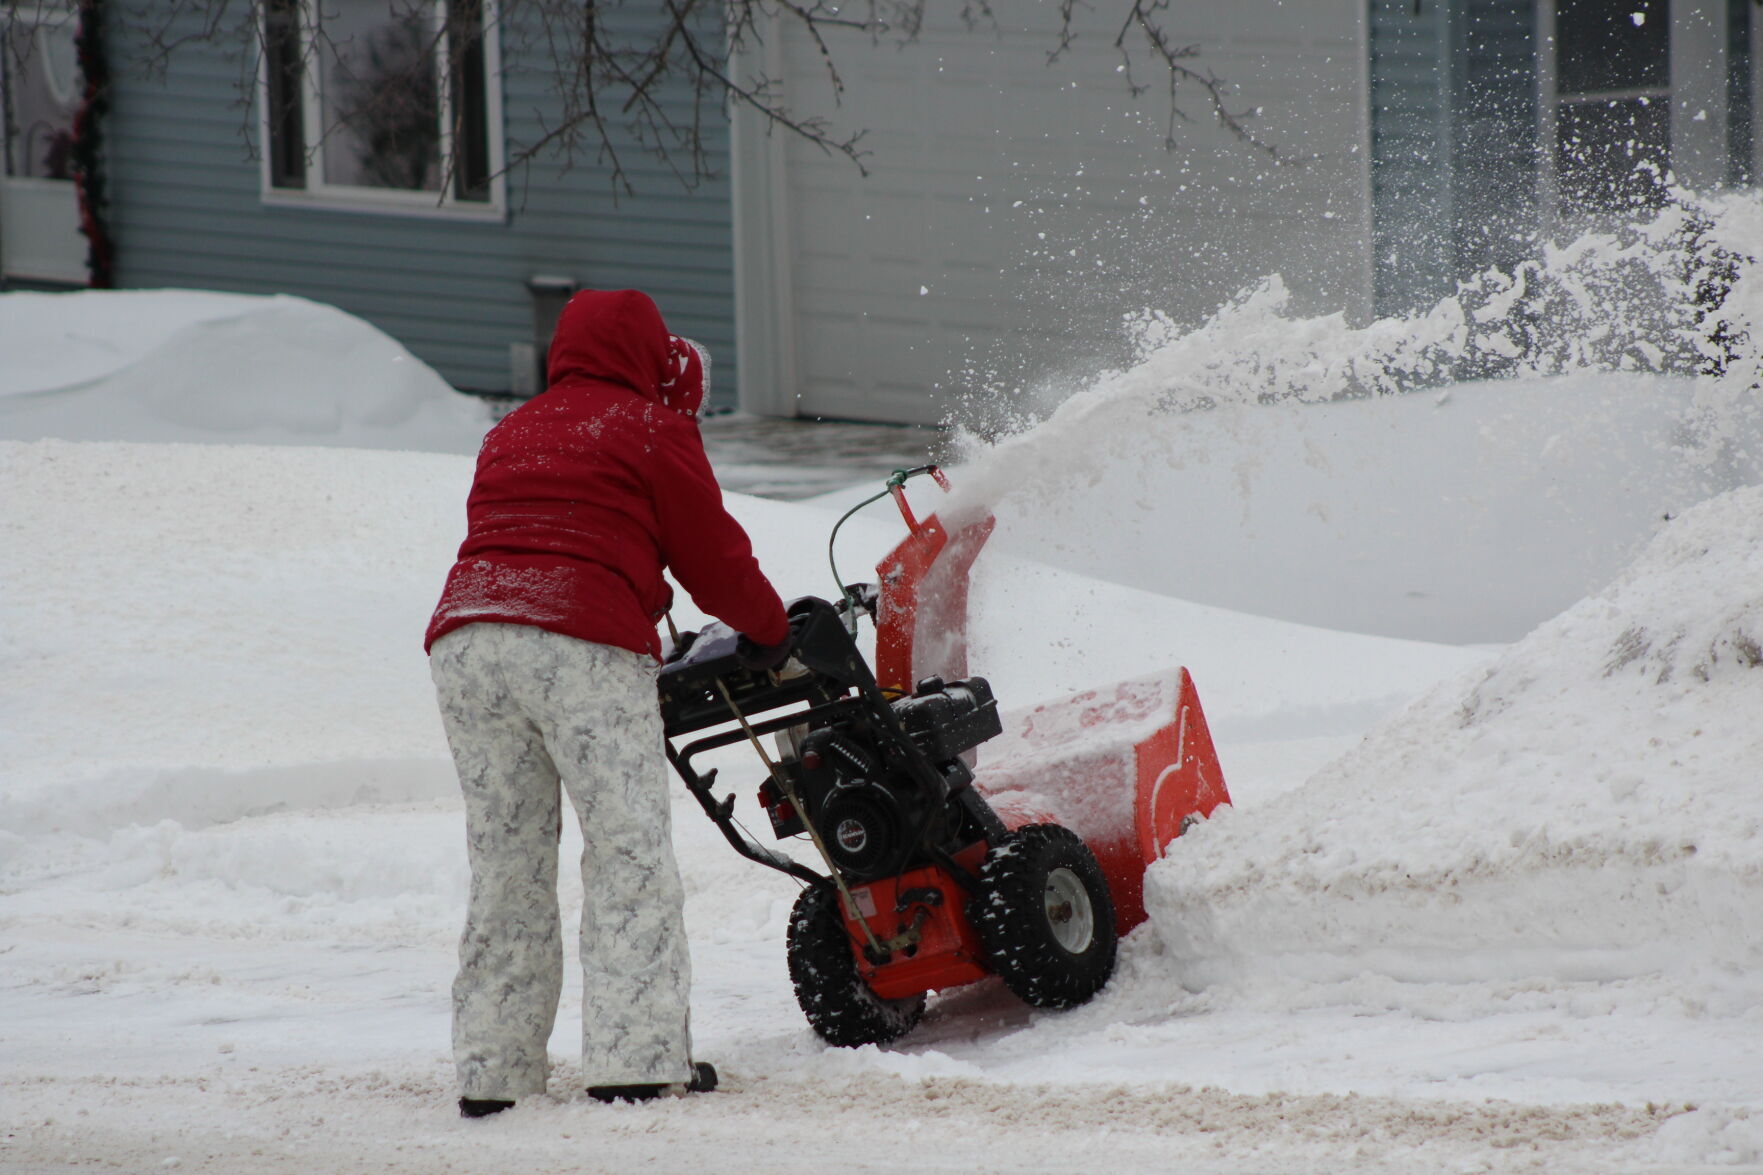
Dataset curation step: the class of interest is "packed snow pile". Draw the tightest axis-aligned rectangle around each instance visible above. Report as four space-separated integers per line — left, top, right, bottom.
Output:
1144 483 1763 1011
0 290 492 453
950 191 1763 643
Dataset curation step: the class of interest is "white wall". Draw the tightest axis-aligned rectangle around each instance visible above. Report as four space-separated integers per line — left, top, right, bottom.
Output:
733 1 1372 424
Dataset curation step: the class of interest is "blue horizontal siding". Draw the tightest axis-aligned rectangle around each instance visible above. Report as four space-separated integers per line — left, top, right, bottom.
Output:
104 3 738 400
1448 0 1536 279
1370 0 1537 317
1370 0 1454 316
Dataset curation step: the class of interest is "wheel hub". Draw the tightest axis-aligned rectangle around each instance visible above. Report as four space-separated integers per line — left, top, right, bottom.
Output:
1042 867 1094 954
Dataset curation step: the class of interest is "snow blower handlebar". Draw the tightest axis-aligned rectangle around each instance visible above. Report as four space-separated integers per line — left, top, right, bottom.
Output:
661 604 896 960
658 593 1008 965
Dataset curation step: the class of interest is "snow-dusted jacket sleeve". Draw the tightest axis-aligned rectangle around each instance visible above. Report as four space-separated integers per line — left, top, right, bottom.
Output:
648 416 791 646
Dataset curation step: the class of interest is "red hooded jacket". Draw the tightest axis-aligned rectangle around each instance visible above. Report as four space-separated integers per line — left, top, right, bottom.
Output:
424 290 789 659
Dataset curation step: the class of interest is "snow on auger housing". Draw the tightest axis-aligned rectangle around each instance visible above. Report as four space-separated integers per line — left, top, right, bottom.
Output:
657 467 1231 1046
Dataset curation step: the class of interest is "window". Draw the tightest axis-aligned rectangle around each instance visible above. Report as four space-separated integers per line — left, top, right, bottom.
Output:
3 4 89 283
1549 0 1672 214
3 5 81 182
261 0 502 214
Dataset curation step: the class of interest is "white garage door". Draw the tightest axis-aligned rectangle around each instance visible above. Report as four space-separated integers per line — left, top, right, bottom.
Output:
731 1 1372 425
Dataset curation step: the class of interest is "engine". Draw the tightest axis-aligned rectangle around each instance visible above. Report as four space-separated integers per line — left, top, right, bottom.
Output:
760 675 1002 882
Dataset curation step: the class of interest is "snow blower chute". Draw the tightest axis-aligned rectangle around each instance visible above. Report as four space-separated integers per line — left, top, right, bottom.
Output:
657 467 1231 1046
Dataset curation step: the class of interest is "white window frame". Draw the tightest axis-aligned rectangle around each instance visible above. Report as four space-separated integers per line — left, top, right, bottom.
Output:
1754 0 1763 184
256 0 506 220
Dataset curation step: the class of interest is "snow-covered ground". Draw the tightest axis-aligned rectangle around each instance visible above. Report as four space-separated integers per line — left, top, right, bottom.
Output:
3 269 1761 1174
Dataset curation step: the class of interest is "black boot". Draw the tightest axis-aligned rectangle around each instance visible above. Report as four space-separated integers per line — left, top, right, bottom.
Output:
459 1097 515 1118
587 1061 717 1103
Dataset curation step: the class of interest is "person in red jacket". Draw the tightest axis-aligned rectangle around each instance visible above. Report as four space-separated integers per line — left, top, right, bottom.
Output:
426 289 790 1118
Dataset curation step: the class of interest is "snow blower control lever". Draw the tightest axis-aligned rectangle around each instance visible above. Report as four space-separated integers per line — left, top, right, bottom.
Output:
656 467 1127 1047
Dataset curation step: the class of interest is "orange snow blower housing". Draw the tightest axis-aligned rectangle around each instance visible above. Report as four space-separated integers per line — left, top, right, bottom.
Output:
657 467 1230 1045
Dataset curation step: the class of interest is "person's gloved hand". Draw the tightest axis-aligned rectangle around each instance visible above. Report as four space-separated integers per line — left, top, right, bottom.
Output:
735 632 792 671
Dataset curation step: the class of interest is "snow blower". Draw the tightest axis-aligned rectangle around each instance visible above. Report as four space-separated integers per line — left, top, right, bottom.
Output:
657 467 1231 1046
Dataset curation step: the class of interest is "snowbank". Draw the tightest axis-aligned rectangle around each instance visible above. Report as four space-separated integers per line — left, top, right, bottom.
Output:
959 371 1756 644
1144 483 1763 1028
0 290 492 453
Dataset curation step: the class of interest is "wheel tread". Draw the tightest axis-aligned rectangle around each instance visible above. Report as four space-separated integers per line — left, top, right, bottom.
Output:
786 881 926 1047
972 823 1118 1010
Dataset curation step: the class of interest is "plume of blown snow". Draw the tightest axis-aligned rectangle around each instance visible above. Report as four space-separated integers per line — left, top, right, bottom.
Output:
939 189 1763 642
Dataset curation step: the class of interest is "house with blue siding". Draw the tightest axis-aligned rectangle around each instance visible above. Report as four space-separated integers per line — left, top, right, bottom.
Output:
3 1 1756 423
3 1 742 407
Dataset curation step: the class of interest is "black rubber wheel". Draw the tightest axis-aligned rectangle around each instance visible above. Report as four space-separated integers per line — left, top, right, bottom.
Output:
973 823 1118 1009
786 880 926 1047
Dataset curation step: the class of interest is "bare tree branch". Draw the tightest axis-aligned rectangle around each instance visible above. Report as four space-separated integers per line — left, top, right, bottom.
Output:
1111 0 1288 159
11 0 1284 197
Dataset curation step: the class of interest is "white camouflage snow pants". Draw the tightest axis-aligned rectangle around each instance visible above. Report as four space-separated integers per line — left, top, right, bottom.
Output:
430 622 694 1100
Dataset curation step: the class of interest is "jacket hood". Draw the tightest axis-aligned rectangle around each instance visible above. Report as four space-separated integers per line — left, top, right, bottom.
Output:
546 288 704 417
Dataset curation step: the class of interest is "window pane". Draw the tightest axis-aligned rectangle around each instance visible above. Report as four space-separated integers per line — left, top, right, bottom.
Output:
318 0 441 191
264 0 307 188
3 14 82 180
446 0 490 201
1556 0 1670 95
1557 95 1671 212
